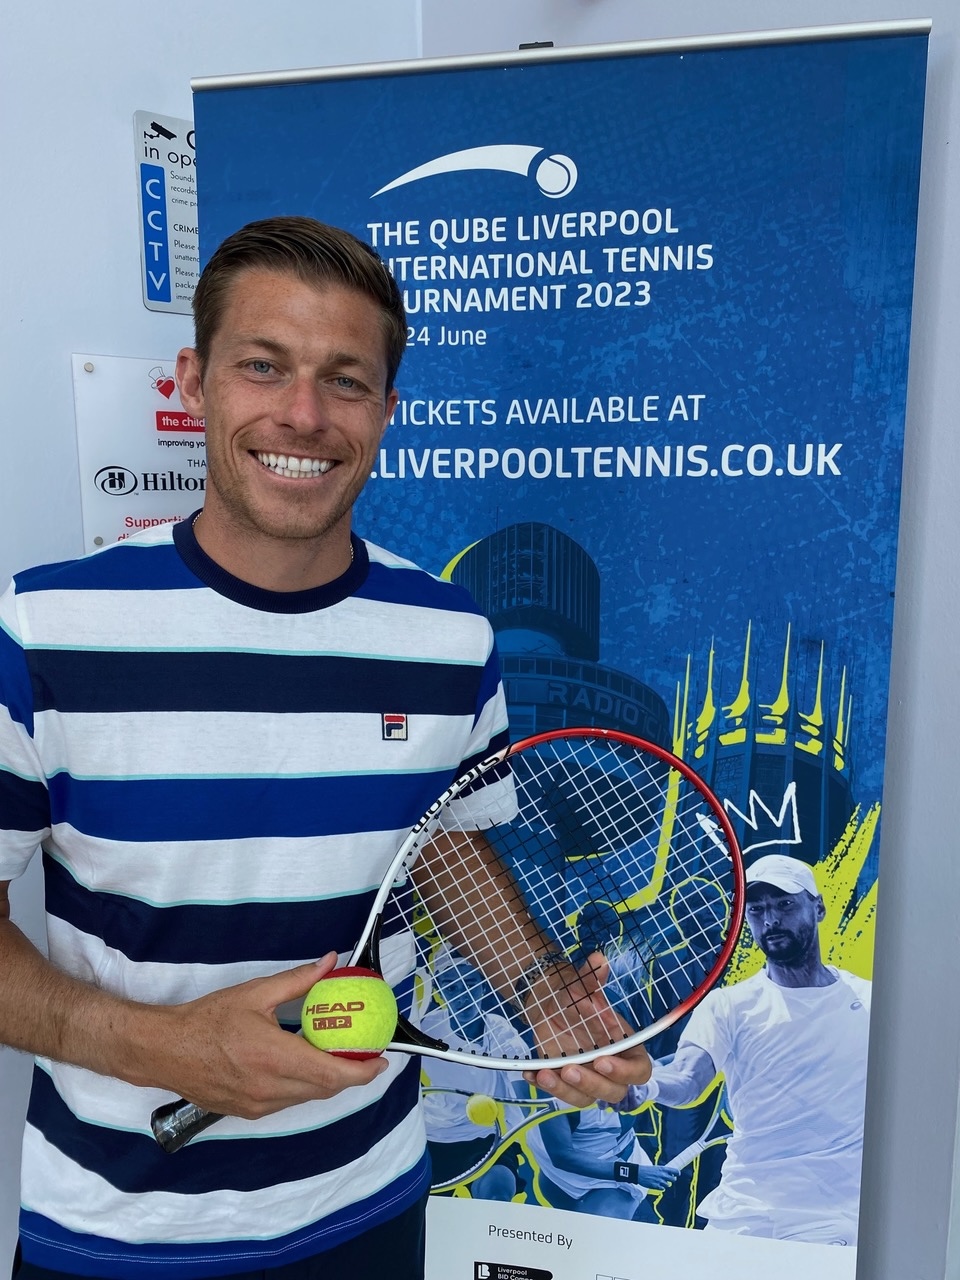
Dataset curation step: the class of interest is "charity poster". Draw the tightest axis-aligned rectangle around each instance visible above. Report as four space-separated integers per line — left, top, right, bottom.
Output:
191 26 928 1279
72 354 207 553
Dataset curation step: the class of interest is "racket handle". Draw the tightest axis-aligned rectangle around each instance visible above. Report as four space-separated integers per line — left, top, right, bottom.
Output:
151 1098 224 1153
669 1137 707 1169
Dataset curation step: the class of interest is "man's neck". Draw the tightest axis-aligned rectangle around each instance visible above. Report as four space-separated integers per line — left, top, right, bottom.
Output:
193 508 354 592
766 958 837 989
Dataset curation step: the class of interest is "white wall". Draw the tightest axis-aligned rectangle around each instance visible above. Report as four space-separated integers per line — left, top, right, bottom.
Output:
0 3 419 1270
420 5 960 1280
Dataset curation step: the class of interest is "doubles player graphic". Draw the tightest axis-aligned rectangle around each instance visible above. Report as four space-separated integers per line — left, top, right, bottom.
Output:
620 855 871 1244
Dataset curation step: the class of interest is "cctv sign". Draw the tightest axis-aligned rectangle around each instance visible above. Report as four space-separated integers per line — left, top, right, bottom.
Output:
134 110 199 314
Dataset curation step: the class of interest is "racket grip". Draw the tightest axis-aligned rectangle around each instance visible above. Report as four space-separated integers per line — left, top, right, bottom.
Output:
669 1138 707 1170
151 1098 224 1153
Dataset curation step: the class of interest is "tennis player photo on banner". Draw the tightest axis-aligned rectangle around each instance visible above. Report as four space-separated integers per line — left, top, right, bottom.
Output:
189 20 928 1278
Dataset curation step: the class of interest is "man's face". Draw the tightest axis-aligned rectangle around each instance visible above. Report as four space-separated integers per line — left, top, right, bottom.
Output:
744 885 825 966
176 268 398 547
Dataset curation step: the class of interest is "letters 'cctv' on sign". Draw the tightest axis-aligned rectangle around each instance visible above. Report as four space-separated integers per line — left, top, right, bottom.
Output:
133 110 199 314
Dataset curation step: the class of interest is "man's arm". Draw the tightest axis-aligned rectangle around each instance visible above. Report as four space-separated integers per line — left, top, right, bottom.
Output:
0 880 388 1119
535 1112 679 1192
617 1043 718 1112
413 832 652 1107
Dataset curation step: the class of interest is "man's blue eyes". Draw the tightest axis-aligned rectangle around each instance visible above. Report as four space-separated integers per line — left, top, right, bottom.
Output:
246 364 358 388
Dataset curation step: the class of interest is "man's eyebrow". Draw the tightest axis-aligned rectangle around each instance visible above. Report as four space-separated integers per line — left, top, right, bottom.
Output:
324 348 377 371
226 335 376 370
225 335 291 358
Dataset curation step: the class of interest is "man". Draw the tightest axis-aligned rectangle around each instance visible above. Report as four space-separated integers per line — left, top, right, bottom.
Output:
620 853 871 1245
0 217 649 1280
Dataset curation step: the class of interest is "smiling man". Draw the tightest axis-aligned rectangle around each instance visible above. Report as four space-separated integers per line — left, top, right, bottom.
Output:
177 246 401 588
0 217 648 1280
618 853 872 1246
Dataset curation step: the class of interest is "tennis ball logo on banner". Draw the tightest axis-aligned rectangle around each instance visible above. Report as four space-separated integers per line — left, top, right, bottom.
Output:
373 144 578 199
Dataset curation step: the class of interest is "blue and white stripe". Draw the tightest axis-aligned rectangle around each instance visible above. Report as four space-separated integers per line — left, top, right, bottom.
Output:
0 520 509 1276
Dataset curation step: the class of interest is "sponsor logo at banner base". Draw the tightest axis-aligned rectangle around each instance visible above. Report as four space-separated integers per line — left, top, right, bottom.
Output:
474 1265 552 1280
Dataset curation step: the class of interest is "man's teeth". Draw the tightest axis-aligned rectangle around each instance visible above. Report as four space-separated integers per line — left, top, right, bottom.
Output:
255 452 333 477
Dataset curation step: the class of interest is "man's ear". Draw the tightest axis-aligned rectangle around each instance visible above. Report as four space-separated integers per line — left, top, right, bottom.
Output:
176 348 205 417
815 894 827 922
380 388 399 441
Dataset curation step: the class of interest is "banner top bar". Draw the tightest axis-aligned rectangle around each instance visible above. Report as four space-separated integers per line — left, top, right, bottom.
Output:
191 19 932 92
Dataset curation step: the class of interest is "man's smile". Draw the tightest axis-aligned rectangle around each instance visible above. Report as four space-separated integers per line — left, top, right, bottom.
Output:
254 450 337 478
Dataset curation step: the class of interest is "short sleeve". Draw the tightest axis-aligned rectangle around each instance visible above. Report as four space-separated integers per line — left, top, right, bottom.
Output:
678 987 734 1075
0 581 51 880
442 628 513 830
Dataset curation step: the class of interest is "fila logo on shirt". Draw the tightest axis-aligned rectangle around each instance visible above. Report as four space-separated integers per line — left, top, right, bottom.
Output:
382 713 408 741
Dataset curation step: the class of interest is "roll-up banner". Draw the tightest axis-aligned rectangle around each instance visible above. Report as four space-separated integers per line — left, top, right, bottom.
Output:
192 23 928 1277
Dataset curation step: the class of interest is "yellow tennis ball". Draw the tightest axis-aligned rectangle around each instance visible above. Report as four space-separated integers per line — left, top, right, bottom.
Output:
301 967 398 1060
465 1093 499 1128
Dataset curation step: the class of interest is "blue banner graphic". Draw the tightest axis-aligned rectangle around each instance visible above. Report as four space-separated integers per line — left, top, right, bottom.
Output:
194 29 926 1262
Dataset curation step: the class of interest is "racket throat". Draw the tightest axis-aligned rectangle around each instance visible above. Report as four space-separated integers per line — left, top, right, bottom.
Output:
393 1015 450 1053
356 920 450 1054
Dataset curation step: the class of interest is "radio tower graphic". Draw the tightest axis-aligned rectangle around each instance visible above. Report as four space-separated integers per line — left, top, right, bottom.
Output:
446 522 670 744
679 621 857 871
447 522 858 872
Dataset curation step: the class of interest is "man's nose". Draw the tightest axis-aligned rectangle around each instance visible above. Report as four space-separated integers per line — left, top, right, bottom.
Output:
281 376 326 433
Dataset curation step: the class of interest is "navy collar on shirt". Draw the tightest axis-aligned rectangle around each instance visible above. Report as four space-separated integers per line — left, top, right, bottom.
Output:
173 510 370 614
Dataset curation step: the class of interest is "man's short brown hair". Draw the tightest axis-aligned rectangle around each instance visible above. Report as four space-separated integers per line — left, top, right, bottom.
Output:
192 216 407 389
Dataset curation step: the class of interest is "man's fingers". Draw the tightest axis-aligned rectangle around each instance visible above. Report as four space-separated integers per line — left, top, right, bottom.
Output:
522 1041 652 1107
255 953 340 1012
520 1063 618 1109
577 951 609 988
287 1033 390 1093
184 1007 389 1119
594 1042 653 1085
535 999 633 1061
158 954 397 1119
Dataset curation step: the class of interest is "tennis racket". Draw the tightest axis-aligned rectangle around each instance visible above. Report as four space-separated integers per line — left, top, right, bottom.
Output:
665 1084 732 1171
151 727 744 1152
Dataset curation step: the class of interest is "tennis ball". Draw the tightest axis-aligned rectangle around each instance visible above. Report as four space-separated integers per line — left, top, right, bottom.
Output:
465 1093 499 1128
301 967 398 1060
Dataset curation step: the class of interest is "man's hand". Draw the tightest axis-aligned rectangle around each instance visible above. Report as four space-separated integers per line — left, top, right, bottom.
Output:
634 1163 679 1192
522 1041 652 1109
0 892 390 1120
151 952 390 1119
519 952 652 1108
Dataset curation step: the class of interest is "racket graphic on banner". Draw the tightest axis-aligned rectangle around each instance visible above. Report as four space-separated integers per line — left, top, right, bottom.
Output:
665 1085 732 1170
614 1083 732 1187
151 728 744 1152
425 1091 571 1192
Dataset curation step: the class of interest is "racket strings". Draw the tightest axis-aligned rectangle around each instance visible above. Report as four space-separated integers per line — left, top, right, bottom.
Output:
512 738 732 1016
380 734 739 1061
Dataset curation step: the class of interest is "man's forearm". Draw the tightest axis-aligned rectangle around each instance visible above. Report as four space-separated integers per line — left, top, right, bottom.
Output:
618 1046 716 1111
413 830 553 1002
0 902 392 1119
0 917 168 1086
647 1066 706 1108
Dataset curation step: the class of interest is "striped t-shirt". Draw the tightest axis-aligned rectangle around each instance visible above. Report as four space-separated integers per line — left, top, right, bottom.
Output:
0 517 510 1278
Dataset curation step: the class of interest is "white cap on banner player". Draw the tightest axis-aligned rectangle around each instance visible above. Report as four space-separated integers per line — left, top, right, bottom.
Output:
745 854 819 896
